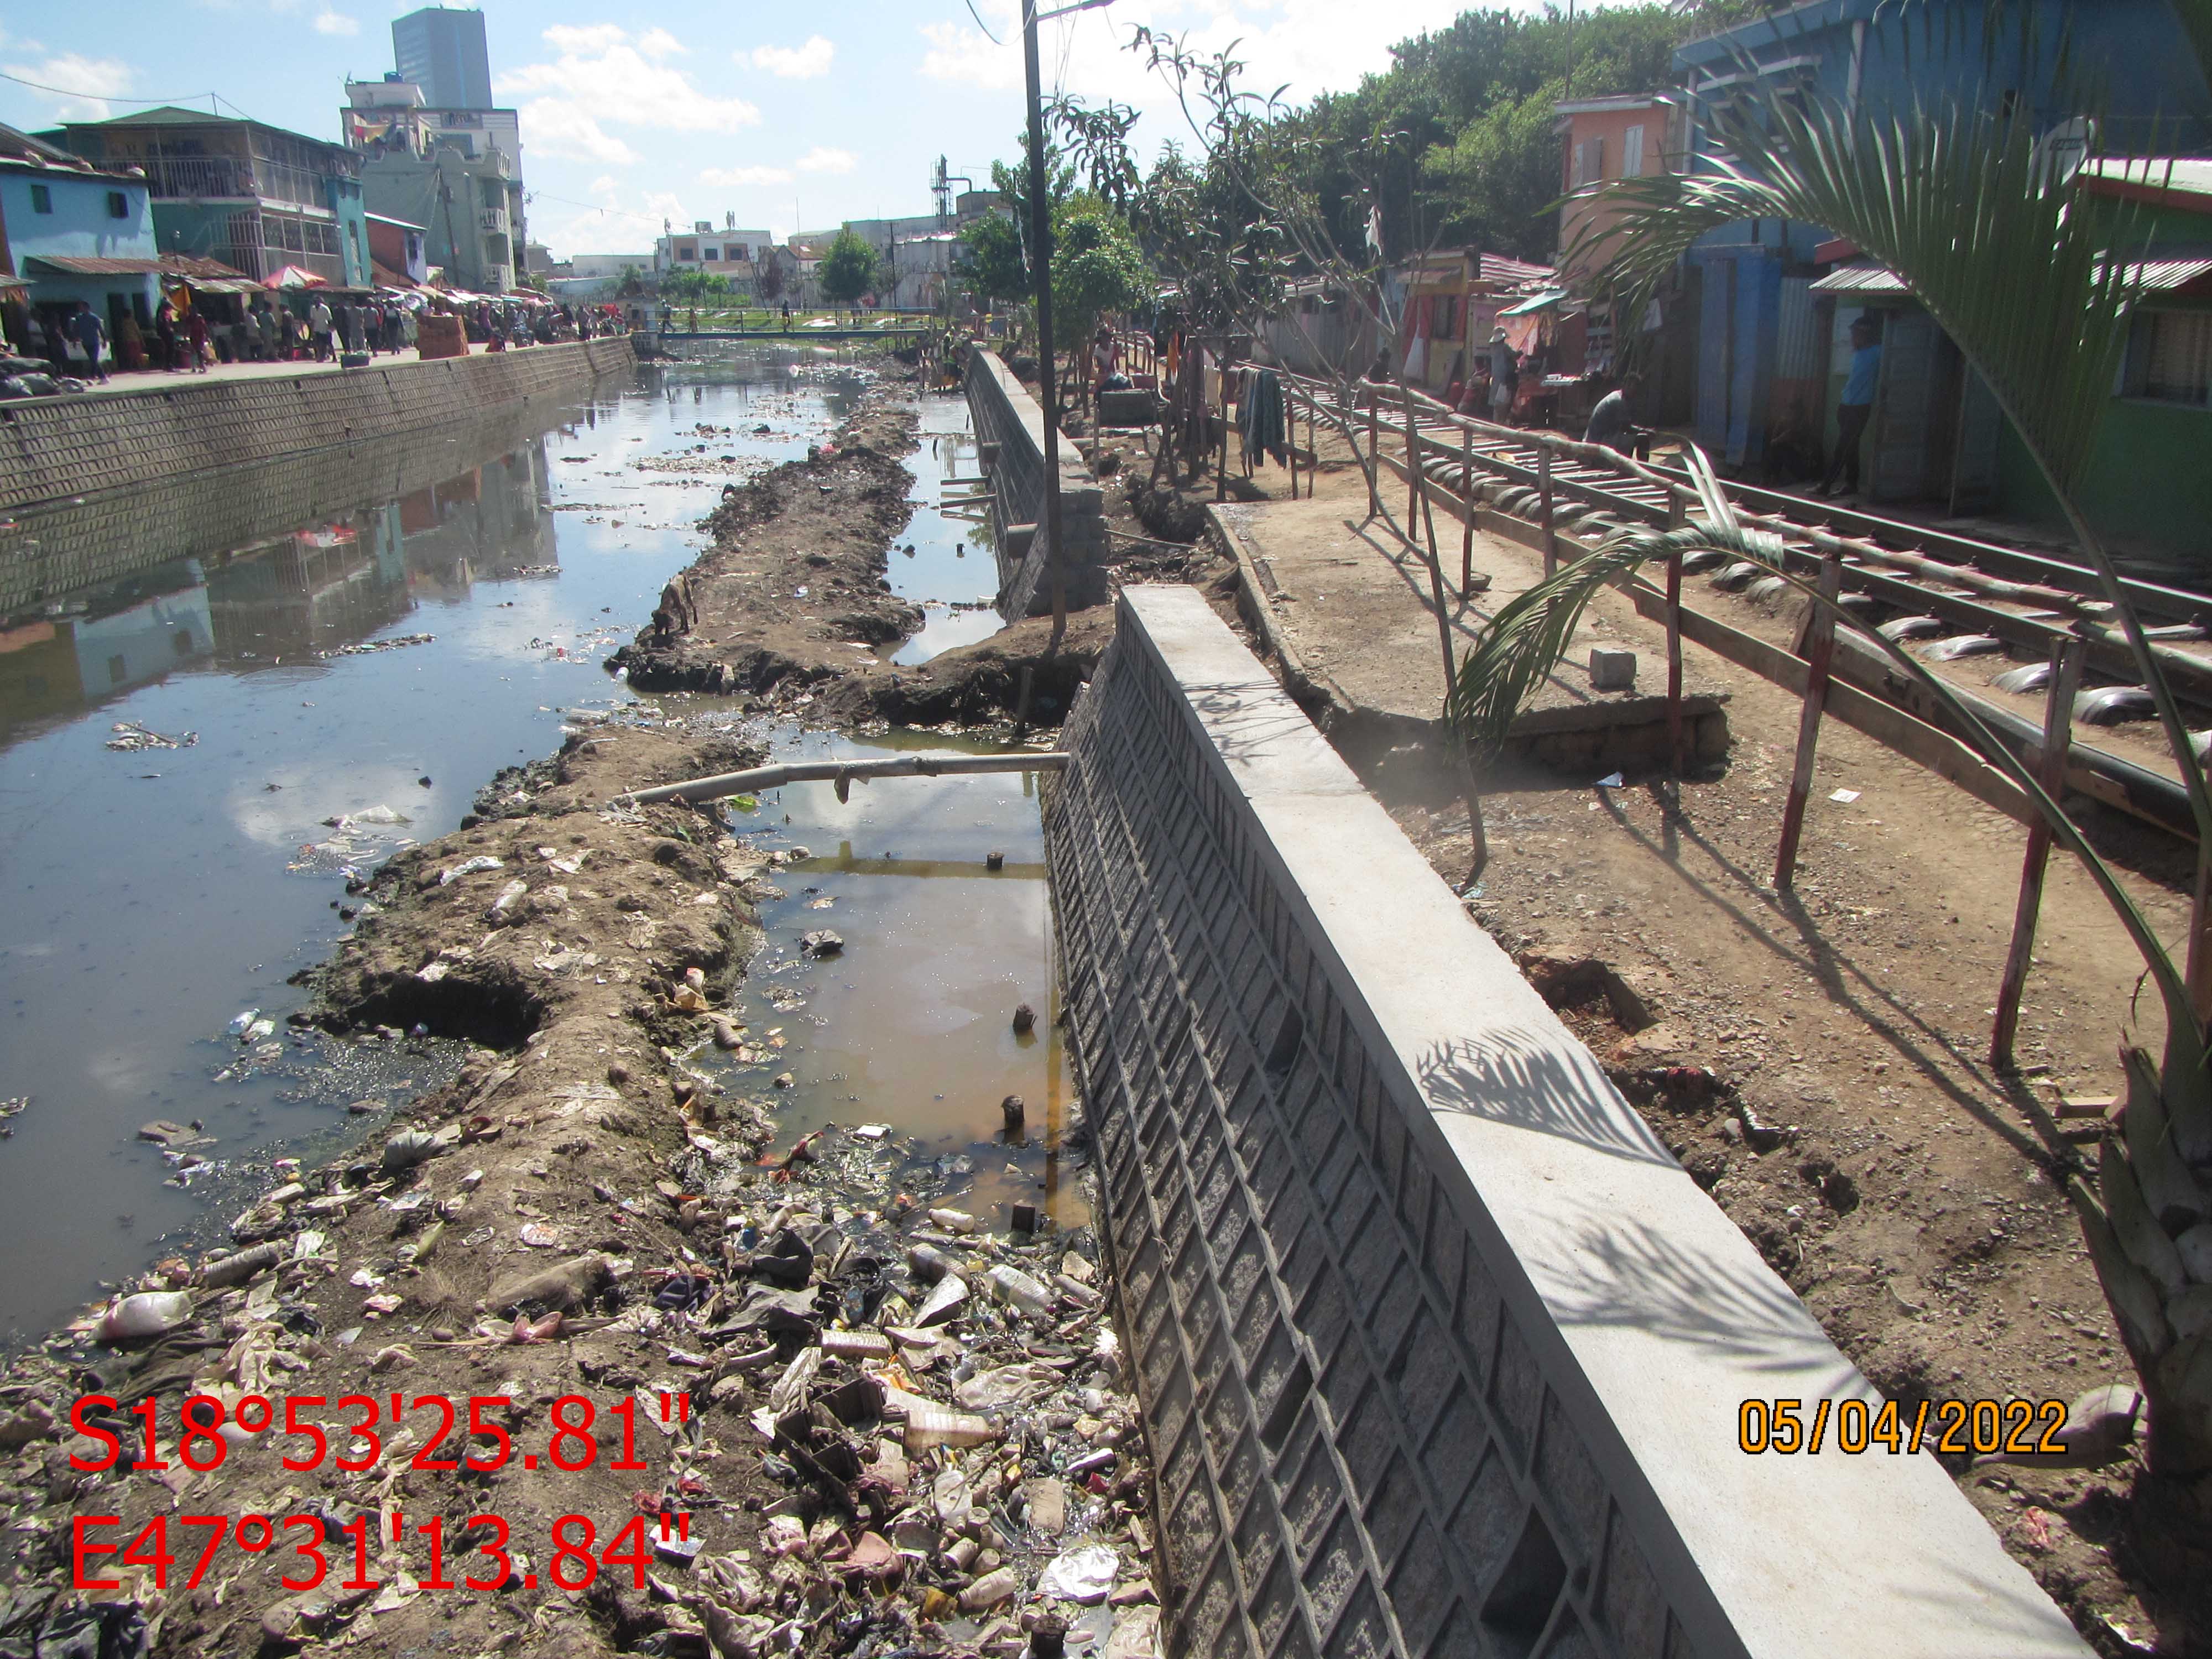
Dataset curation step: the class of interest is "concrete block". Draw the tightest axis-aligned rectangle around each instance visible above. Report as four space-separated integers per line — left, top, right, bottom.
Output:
1588 647 1637 691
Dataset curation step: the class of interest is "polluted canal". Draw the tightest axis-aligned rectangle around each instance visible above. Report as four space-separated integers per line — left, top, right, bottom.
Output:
0 351 1077 1342
0 349 1158 1659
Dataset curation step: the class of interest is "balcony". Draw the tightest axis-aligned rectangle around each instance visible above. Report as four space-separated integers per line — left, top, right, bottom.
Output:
478 207 508 236
139 156 255 200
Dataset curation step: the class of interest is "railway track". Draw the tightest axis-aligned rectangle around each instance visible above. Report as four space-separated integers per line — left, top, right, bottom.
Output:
1272 370 2211 838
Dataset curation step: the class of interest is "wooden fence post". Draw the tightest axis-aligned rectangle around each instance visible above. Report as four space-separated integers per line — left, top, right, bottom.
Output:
1990 639 2086 1070
1666 488 1688 773
1666 549 1685 772
1460 422 1475 596
1400 387 1425 547
1773 552 1843 891
1366 391 1380 517
1538 444 1557 580
1405 397 1422 531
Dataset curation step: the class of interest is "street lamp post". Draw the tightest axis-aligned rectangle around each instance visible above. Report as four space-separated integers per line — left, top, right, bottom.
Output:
1019 0 1113 640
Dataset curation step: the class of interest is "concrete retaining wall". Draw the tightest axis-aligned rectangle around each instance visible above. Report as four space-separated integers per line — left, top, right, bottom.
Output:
0 394 583 618
1046 584 2088 1659
963 349 1109 618
0 337 633 514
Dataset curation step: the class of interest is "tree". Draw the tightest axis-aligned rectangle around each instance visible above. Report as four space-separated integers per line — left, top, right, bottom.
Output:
1051 195 1150 364
1488 63 2212 1496
818 227 877 308
755 252 785 305
662 269 731 305
617 264 646 298
958 211 1030 305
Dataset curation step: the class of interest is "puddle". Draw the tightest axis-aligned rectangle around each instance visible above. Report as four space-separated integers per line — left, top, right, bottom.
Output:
889 393 1003 664
698 724 1085 1234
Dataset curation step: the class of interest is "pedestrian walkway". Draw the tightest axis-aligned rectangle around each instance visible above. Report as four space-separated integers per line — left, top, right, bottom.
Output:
50 341 517 400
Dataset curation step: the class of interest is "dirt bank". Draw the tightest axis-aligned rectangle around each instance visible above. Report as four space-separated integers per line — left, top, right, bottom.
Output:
610 397 925 697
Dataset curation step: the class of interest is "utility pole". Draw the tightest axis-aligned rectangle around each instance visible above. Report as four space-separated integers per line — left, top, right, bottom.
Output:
1022 0 1067 636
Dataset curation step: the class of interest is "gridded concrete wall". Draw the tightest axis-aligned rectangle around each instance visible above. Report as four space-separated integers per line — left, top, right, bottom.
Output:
0 337 632 514
1045 585 2089 1659
963 349 1107 619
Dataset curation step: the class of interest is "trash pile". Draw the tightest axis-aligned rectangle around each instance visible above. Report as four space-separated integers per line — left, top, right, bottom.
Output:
317 634 434 661
105 721 197 753
0 1089 1157 1659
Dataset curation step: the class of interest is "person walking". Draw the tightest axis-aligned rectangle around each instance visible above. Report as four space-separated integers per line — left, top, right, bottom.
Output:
185 306 210 373
309 295 333 361
71 301 108 382
1819 312 1884 498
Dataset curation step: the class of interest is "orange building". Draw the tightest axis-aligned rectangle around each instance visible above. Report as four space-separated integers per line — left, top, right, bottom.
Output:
1553 92 1682 288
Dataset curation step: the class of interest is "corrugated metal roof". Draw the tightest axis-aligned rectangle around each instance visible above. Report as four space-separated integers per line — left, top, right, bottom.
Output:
1808 263 1906 294
1814 257 2212 295
2080 156 2212 205
24 255 163 275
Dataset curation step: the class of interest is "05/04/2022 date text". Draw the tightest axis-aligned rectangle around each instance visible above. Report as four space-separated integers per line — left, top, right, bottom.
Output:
65 1390 693 1476
1738 1396 2070 1456
74 1510 694 1594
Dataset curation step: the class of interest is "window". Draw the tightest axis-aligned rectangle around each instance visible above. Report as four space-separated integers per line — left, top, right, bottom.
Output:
29 184 51 213
1622 125 1645 179
1571 137 1604 187
2124 309 2212 406
1433 294 1461 340
703 247 719 262
677 243 695 260
107 191 129 218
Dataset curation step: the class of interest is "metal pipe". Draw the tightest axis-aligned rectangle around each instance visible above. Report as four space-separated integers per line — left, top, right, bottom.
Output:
620 752 1070 807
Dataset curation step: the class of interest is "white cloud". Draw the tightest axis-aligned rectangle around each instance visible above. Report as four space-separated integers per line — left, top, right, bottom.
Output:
917 18 1020 92
749 35 833 80
518 98 640 166
312 6 358 35
701 164 794 187
497 23 759 139
795 146 855 174
0 49 137 119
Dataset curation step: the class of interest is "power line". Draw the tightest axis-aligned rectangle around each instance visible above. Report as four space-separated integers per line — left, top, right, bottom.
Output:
525 189 669 226
963 0 1003 46
0 68 220 106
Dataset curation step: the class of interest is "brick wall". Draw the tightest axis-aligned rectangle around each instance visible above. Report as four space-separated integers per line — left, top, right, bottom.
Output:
0 337 633 515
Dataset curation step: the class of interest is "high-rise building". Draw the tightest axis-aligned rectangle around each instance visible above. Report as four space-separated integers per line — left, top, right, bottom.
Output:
391 8 492 112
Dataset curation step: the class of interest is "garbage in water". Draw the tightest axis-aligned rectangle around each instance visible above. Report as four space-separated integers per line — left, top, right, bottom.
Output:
105 720 197 752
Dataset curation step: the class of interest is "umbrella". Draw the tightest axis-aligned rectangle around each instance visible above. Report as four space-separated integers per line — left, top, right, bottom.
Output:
264 265 328 290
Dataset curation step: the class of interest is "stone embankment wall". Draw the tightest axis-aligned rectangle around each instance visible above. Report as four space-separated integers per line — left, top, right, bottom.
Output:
0 394 580 617
0 336 634 515
963 349 1109 618
1046 584 2089 1659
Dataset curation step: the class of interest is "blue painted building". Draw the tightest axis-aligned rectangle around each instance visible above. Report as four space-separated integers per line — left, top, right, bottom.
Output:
48 109 370 291
0 122 160 348
1668 0 2212 477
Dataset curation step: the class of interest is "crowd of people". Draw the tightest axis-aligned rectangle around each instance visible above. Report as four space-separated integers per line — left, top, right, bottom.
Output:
2 288 620 385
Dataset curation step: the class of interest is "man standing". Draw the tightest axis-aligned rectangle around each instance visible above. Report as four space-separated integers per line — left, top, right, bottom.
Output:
1820 312 1883 498
309 295 334 361
1583 370 1644 456
71 302 107 382
1487 327 1517 424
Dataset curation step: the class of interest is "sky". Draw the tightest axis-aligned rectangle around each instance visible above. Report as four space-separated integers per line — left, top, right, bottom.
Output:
0 0 1568 260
